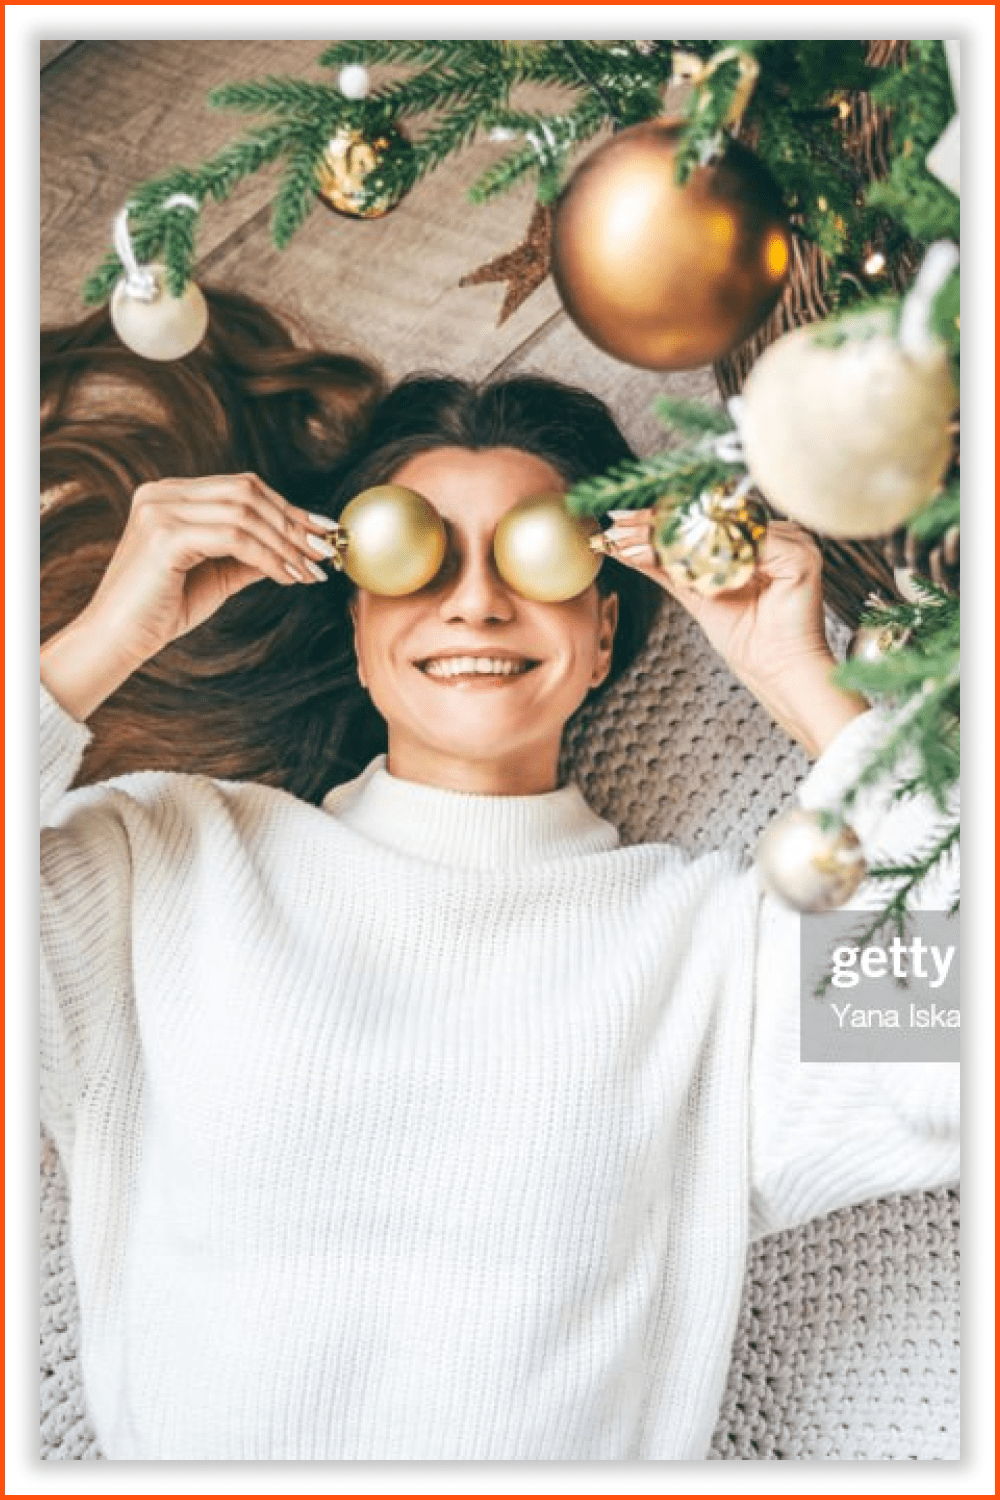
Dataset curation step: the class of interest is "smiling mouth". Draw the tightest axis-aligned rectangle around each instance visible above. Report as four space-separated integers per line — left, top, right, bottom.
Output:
416 656 541 684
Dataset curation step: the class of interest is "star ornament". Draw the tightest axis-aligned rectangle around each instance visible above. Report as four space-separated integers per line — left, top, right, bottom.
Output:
925 39 960 196
459 200 553 324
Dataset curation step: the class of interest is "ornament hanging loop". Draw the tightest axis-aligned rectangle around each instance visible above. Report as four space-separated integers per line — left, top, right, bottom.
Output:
113 207 158 301
898 241 960 364
113 194 201 302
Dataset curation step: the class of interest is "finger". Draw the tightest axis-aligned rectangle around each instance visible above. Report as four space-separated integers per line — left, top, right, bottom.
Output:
137 474 338 564
159 500 329 585
157 515 327 589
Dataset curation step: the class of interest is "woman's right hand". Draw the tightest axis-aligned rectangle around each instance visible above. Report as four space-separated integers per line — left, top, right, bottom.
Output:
41 473 338 722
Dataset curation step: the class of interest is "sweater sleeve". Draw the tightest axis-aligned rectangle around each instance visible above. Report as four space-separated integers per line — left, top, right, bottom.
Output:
40 681 140 1166
748 707 960 1240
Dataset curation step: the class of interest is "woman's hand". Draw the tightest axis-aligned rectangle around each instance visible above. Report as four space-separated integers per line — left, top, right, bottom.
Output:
41 473 337 722
606 509 870 757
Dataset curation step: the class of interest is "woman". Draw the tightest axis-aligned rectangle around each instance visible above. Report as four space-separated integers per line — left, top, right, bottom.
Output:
40 295 959 1460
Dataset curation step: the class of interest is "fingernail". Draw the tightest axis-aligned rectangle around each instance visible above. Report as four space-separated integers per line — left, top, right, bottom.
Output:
284 562 306 583
305 533 336 558
308 511 339 530
621 543 654 558
303 557 328 582
607 509 633 519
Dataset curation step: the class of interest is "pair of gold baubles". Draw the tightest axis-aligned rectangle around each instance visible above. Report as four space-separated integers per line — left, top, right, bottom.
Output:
322 484 618 604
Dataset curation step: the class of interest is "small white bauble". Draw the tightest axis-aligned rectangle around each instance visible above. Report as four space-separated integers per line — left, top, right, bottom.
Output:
110 265 209 361
739 312 957 538
756 806 867 912
337 64 370 100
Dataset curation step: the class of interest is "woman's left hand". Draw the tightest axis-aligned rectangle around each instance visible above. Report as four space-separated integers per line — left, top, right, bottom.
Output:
605 510 870 757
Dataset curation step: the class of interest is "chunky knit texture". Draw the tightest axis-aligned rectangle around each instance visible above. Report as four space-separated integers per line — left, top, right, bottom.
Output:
40 654 959 1462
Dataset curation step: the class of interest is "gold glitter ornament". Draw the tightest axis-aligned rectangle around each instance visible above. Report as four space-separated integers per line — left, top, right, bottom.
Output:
550 117 791 371
654 482 768 596
325 485 447 596
315 124 412 219
493 494 605 603
848 620 911 665
756 807 867 912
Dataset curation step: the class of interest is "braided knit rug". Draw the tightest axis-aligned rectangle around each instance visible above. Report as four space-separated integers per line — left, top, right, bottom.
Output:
39 594 960 1461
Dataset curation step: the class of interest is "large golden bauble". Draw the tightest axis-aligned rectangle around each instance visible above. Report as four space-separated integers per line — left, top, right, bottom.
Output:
110 265 209 361
315 124 411 219
739 312 958 538
339 485 447 596
493 494 603 602
550 118 791 370
654 483 768 596
756 806 867 913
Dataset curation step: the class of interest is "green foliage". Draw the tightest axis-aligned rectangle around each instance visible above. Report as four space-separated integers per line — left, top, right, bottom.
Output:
565 453 738 519
866 41 959 242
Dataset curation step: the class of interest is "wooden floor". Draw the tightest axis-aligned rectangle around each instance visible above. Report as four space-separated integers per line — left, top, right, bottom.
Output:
40 40 718 457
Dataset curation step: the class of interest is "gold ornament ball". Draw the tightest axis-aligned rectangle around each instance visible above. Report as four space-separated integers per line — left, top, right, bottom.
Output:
654 484 768 596
339 485 447 596
493 494 603 602
550 118 791 370
756 807 867 913
316 125 411 219
110 266 209 361
848 621 910 665
739 312 958 538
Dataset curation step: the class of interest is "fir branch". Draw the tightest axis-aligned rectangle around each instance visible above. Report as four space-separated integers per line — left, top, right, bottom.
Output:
654 397 734 438
317 41 499 71
161 209 199 299
468 98 607 204
270 131 328 248
905 482 960 545
565 454 739 519
209 77 347 120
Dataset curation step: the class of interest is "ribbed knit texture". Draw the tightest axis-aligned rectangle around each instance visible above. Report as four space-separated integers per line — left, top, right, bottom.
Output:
39 660 959 1461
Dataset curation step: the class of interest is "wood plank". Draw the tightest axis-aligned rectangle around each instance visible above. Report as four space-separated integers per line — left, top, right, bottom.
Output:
498 319 721 459
40 41 76 69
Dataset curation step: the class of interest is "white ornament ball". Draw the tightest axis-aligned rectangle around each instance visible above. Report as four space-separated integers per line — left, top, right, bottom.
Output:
739 311 957 538
337 65 370 100
110 266 209 361
756 806 867 912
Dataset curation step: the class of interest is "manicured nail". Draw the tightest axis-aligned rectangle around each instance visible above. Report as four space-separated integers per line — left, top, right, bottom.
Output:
308 511 339 530
303 557 328 582
305 533 336 558
621 543 654 558
284 562 306 583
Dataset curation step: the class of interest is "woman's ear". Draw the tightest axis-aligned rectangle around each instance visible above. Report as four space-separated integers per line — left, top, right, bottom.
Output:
348 596 368 691
591 591 619 687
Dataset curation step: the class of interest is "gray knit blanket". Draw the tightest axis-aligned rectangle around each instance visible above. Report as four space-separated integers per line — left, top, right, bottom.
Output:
40 595 959 1460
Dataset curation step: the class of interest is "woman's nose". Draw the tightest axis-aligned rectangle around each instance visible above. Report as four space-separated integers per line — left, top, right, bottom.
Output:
437 543 516 623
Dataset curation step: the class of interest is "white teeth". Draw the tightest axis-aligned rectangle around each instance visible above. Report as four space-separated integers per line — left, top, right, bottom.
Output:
422 656 531 679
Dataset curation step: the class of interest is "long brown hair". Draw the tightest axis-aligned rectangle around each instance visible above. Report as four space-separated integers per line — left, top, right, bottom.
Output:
41 290 388 799
41 291 662 802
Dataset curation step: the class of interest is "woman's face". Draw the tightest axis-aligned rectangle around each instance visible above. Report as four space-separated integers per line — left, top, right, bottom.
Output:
349 446 619 794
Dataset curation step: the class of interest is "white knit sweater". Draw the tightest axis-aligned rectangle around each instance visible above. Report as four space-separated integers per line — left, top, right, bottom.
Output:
39 682 959 1461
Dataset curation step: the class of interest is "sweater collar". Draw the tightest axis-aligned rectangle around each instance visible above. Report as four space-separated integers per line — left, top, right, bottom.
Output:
321 755 620 868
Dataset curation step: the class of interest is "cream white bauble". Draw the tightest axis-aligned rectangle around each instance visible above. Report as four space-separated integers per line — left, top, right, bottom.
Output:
738 312 957 538
110 265 209 361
